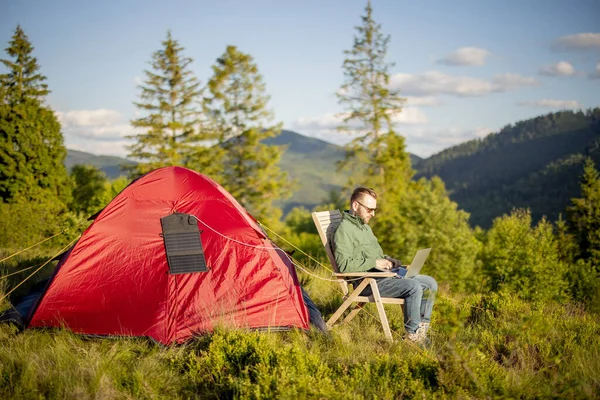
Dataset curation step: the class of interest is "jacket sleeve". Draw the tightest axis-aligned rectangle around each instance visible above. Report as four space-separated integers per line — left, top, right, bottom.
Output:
333 225 377 273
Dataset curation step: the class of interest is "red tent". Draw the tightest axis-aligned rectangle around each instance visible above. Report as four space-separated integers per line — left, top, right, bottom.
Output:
27 166 309 344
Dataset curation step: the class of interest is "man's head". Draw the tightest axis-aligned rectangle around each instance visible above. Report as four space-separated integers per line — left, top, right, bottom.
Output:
349 186 377 224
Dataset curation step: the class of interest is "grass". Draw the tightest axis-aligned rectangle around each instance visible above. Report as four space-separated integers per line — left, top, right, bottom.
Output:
1 250 599 399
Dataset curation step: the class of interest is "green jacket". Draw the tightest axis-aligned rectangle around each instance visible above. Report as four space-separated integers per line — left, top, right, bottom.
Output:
332 211 385 273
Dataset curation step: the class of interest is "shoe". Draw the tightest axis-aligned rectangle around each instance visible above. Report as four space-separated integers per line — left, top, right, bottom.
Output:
419 322 430 335
405 325 428 345
0 308 24 329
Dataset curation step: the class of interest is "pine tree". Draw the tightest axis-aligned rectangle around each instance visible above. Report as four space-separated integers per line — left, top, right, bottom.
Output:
127 31 218 177
0 25 71 204
0 25 49 105
335 4 479 293
568 158 600 269
205 45 293 221
337 1 412 236
337 1 409 187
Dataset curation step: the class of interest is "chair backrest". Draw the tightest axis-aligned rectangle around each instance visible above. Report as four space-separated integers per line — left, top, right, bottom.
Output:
311 210 343 274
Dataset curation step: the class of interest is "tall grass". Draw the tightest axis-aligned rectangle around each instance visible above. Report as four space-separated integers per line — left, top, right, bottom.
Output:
1 250 599 399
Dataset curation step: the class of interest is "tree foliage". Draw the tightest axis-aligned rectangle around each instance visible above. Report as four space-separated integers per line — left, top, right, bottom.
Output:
0 25 49 105
205 45 293 221
127 32 219 178
334 4 479 292
416 109 600 228
567 158 600 269
480 209 566 302
69 165 108 216
0 25 71 205
563 158 600 309
336 1 408 183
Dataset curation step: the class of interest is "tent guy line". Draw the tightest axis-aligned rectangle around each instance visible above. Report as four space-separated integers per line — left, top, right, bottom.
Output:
191 215 282 250
0 235 80 304
0 230 67 264
195 214 372 283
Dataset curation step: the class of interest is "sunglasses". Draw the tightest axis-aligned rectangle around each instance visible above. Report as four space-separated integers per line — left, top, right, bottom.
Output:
356 200 376 214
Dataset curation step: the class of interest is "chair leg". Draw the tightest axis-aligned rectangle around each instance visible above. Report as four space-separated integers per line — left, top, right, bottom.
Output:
369 279 393 342
327 278 371 328
343 303 365 323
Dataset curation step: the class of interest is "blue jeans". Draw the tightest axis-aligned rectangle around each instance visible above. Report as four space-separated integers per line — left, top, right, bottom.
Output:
360 274 437 334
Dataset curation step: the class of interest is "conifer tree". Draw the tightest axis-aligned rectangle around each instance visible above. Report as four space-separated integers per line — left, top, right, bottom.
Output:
0 25 71 204
568 158 600 269
335 4 479 292
337 1 411 233
337 2 413 245
127 32 218 177
337 1 409 187
205 45 292 220
0 25 49 104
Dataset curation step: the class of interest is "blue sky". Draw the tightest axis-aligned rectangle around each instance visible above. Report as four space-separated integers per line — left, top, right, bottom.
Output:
2 0 599 158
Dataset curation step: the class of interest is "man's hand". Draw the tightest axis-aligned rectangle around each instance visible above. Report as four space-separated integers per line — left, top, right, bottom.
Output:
376 259 393 270
384 256 402 268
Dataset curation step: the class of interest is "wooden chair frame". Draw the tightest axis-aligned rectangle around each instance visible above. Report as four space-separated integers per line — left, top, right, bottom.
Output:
311 210 404 341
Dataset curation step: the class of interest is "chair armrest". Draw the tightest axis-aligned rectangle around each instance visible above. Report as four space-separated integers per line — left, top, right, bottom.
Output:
333 272 397 278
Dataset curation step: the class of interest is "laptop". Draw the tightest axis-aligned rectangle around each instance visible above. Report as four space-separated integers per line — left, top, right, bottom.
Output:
375 248 431 278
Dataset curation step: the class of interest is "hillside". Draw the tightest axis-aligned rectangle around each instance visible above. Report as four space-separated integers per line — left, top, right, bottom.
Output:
264 130 349 213
416 109 600 228
64 131 350 213
65 149 135 179
65 130 421 214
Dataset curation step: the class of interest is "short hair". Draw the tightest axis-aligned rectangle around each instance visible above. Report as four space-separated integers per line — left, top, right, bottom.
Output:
350 186 377 204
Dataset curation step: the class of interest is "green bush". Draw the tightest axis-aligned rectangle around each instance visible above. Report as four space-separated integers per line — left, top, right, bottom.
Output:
565 258 600 312
1 281 599 399
481 209 567 302
0 200 86 251
374 177 481 293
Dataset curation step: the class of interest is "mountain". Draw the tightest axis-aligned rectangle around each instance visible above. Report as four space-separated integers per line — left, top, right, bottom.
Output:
264 130 348 213
66 111 599 229
65 149 135 178
416 109 600 228
65 130 422 214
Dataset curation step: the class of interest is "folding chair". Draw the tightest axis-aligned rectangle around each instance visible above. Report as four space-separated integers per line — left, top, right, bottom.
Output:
311 210 404 341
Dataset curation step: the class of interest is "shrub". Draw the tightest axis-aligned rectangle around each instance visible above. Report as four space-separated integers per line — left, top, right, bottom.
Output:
481 209 567 302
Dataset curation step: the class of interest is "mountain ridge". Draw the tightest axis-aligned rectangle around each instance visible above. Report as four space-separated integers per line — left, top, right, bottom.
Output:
65 111 600 226
417 109 600 227
65 129 422 214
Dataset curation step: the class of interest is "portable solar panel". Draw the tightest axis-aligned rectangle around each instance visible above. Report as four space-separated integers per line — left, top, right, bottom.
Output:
160 213 208 274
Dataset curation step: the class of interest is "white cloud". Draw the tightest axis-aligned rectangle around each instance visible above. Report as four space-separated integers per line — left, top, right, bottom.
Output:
56 109 123 127
390 108 429 125
290 112 495 157
491 74 539 90
67 140 133 158
552 33 600 52
56 109 136 157
391 71 492 96
292 108 427 131
289 108 428 146
517 99 583 109
404 96 443 107
538 61 576 76
404 126 493 157
436 47 491 66
589 62 600 79
390 71 538 97
133 75 144 86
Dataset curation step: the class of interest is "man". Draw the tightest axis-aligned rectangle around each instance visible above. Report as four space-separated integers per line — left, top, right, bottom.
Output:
332 187 437 344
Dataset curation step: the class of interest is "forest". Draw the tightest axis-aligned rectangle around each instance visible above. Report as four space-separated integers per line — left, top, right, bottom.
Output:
1 3 599 399
417 108 600 228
